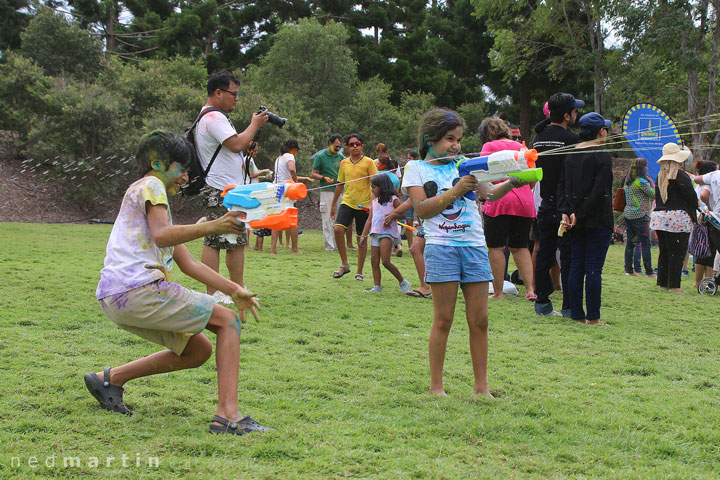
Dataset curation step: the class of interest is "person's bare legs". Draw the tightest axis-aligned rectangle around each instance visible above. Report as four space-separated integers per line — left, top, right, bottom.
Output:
488 247 506 299
270 230 281 254
346 221 355 249
695 265 712 287
409 235 431 295
225 246 245 288
255 235 263 252
531 239 539 291
201 245 221 295
406 228 414 249
356 234 368 276
205 305 246 423
94 333 213 387
510 247 535 298
334 225 349 268
550 263 561 291
380 237 403 282
285 230 291 249
461 282 492 397
289 228 301 254
370 245 381 285
428 281 459 396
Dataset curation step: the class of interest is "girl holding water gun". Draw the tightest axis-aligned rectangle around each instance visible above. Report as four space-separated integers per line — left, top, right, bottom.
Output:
358 174 412 294
402 108 525 396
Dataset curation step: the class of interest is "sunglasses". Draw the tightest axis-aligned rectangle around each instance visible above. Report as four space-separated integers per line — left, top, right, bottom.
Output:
220 88 239 98
347 142 363 147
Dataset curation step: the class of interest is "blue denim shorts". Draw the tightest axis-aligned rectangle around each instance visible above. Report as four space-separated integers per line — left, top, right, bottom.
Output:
370 233 399 247
424 244 493 284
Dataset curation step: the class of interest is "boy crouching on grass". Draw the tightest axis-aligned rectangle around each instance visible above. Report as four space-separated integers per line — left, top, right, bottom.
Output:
84 131 269 436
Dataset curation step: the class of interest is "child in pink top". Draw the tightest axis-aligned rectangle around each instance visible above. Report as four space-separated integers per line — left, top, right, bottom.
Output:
478 118 537 300
359 174 412 294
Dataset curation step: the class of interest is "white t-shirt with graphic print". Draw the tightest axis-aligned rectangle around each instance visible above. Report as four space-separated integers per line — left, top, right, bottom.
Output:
96 176 174 299
402 160 485 247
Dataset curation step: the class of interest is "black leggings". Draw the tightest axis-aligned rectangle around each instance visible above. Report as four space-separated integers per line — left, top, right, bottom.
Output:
656 230 689 289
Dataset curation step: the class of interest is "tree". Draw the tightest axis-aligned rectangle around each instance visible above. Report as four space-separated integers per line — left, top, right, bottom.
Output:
248 18 357 135
615 0 720 160
472 0 596 139
20 8 105 80
0 0 31 55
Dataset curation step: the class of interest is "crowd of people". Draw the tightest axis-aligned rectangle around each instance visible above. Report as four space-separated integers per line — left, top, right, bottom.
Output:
84 69 718 436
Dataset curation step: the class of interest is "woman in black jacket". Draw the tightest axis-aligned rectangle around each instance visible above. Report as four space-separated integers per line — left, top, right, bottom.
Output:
650 143 697 293
559 113 614 325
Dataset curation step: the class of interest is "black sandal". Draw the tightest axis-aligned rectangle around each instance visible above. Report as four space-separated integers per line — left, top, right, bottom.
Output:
209 415 271 435
84 367 132 416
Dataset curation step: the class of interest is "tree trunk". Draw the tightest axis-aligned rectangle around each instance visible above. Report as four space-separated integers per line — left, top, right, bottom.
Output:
105 5 116 53
205 31 215 55
518 78 532 142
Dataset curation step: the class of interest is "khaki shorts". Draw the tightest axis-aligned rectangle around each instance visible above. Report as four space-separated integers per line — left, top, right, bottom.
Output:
99 281 218 355
202 186 248 249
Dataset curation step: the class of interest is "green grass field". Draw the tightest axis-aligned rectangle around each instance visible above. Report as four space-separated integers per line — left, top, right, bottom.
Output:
1 222 719 479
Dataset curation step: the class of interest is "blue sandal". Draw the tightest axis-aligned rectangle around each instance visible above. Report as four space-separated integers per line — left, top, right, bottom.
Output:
84 367 132 416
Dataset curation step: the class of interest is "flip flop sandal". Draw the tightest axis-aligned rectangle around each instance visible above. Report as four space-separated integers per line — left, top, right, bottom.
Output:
406 289 431 299
84 367 132 416
209 415 271 435
333 265 350 278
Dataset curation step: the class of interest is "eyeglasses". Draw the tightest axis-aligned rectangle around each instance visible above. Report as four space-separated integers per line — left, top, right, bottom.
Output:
347 142 363 147
220 89 239 98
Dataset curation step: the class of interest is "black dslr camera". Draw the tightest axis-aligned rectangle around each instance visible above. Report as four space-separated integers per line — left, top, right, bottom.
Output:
257 106 286 128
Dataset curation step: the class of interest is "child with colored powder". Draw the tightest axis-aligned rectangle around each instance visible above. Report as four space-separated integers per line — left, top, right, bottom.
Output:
85 131 269 436
402 108 526 396
359 173 412 293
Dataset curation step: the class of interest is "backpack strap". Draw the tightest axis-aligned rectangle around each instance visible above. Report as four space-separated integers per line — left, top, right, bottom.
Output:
190 107 227 178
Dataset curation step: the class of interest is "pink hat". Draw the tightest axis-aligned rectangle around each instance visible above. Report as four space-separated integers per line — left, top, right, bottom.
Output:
542 102 550 118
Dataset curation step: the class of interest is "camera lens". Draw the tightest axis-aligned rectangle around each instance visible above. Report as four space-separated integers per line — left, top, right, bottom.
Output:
267 112 287 128
257 106 286 128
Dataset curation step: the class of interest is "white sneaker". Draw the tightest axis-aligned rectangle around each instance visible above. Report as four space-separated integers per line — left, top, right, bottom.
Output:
399 279 412 294
212 291 234 305
364 285 383 293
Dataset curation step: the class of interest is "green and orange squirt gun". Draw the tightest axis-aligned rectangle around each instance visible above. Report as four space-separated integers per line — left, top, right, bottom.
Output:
456 143 543 200
220 181 308 243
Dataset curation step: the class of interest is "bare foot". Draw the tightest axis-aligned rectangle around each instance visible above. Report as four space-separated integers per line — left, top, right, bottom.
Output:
473 388 494 398
429 388 447 396
586 319 607 325
291 249 302 254
490 294 504 300
646 274 657 278
270 249 278 255
668 288 686 293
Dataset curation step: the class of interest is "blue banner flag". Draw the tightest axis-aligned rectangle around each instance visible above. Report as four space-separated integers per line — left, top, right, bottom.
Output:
623 104 683 180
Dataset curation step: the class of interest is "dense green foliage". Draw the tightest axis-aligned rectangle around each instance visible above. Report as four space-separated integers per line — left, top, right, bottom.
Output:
1 224 720 478
2 1 720 202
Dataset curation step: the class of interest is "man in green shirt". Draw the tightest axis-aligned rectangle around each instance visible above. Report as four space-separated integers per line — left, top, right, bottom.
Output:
312 134 346 251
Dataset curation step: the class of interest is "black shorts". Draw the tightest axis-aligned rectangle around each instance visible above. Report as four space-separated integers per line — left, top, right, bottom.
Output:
695 251 716 267
483 214 533 249
335 204 369 236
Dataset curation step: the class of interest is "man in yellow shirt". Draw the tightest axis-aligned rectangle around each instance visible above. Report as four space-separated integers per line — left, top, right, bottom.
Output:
330 133 378 280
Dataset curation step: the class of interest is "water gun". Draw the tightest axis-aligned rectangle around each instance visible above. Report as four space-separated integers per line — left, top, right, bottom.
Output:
456 145 543 200
220 181 307 243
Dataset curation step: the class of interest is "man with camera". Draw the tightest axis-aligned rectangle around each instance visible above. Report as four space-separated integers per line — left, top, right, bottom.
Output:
196 69 268 304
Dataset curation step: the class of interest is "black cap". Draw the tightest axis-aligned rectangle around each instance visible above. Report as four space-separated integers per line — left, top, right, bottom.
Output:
548 93 585 116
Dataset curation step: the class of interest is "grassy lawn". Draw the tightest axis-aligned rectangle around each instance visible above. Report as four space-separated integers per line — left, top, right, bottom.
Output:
1 222 719 479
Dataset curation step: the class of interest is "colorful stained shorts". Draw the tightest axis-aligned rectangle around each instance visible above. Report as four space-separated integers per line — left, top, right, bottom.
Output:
202 186 248 249
99 280 218 355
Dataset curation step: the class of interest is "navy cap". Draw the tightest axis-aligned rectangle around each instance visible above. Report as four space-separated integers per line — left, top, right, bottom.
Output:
548 93 585 116
578 112 611 133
